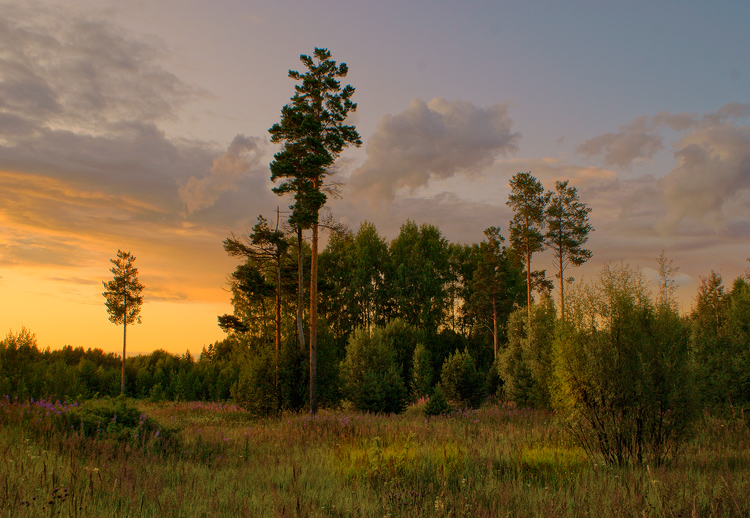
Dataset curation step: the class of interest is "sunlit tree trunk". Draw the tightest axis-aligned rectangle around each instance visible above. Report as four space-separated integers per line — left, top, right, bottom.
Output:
297 228 306 352
121 294 127 395
309 220 319 413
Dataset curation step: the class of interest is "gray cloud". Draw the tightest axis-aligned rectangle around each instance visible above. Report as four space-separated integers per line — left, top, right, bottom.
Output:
348 98 520 203
576 116 664 168
0 3 197 135
0 3 216 211
179 135 268 215
660 122 750 229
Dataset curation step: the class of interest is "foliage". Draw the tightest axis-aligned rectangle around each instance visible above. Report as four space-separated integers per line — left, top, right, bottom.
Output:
269 47 362 415
506 171 549 323
319 222 393 339
340 327 407 414
467 227 525 360
552 263 698 466
498 295 557 408
268 47 361 230
102 249 145 394
5 401 749 517
232 346 278 416
220 215 289 338
102 250 145 328
439 348 484 408
689 270 750 410
410 343 433 401
423 384 450 416
545 180 593 320
390 220 451 332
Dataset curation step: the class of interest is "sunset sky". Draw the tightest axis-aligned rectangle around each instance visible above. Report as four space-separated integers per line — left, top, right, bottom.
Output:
1 0 749 356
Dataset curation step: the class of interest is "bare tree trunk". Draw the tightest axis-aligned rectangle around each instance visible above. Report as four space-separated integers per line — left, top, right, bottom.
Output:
275 209 281 406
121 319 127 395
297 228 306 351
526 243 532 334
492 297 498 361
275 251 281 399
558 249 565 322
309 220 318 414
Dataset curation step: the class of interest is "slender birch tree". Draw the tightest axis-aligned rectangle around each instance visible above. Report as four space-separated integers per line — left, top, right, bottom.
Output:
103 250 144 394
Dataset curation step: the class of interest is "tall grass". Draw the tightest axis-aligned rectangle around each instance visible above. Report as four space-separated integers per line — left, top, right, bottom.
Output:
2 397 749 517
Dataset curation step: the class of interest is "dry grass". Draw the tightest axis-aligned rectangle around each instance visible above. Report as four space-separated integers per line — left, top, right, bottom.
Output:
1 398 749 517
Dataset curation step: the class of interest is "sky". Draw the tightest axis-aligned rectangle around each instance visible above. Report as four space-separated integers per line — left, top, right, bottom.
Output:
1 0 749 356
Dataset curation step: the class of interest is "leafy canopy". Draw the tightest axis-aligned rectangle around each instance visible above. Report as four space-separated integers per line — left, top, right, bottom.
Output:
102 250 144 326
268 47 361 229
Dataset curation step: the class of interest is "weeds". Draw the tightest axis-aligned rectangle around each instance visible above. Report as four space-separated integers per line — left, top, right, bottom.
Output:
1 397 749 517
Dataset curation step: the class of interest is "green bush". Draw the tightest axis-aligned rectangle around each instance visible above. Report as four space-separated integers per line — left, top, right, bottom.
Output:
423 384 450 416
552 263 698 466
62 396 172 446
498 296 556 407
232 346 278 416
439 348 483 408
410 343 433 401
341 327 407 414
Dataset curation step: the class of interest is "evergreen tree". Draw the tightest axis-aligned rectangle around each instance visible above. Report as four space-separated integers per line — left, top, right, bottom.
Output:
222 214 288 401
506 172 549 330
102 250 144 394
545 180 593 320
470 227 524 359
269 47 361 414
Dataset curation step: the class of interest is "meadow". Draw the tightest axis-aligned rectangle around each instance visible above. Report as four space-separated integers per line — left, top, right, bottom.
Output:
2 397 749 517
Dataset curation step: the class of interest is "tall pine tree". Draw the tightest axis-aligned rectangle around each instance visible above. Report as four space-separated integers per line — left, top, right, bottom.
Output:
269 48 361 414
507 172 549 330
545 180 593 321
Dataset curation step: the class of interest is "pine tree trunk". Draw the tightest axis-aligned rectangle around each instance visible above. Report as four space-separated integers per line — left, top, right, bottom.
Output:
309 220 318 414
526 243 532 333
492 297 498 360
275 250 281 403
559 248 565 322
121 319 127 395
297 228 306 352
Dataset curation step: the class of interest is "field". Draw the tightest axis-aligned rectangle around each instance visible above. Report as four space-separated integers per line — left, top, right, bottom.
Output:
1 398 749 517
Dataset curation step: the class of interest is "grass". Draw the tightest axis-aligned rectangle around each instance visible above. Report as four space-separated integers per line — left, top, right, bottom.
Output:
1 397 749 517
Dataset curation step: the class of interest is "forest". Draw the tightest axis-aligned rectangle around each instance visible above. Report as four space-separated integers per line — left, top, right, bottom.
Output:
2 213 749 421
2 46 750 516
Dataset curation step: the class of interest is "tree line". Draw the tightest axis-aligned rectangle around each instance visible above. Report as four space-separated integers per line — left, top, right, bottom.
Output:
4 46 749 466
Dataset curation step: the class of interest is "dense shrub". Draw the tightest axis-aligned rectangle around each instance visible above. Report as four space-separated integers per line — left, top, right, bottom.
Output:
690 273 750 410
439 348 483 408
552 263 698 466
232 346 278 416
423 384 450 416
498 296 556 407
410 343 433 401
340 327 407 414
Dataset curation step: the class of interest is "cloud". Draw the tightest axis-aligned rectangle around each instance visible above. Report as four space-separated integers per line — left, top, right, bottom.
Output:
348 98 520 203
0 3 198 135
576 116 664 168
0 3 218 211
179 135 268 215
496 158 617 188
660 122 750 229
